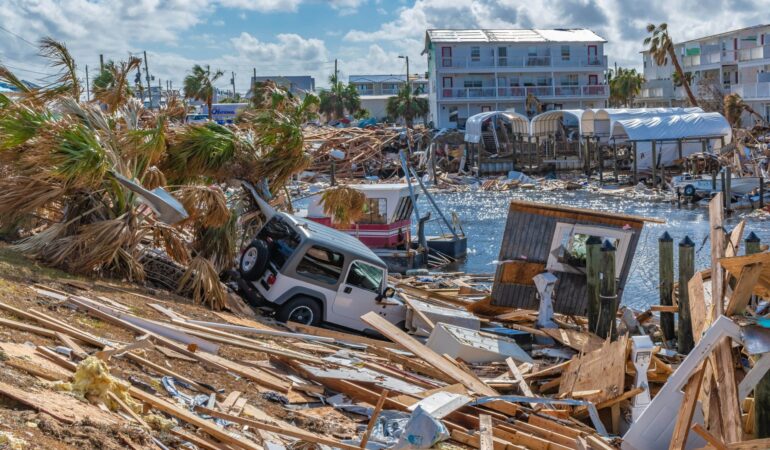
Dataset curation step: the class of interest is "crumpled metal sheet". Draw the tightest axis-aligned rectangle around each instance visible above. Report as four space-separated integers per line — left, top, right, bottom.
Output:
741 325 770 355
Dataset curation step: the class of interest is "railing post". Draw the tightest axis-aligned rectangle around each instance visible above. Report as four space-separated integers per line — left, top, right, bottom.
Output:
596 240 618 340
659 232 676 342
678 236 695 354
651 140 657 189
586 236 603 336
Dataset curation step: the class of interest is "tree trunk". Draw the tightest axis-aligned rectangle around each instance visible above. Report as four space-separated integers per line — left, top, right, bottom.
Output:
668 47 699 107
207 97 213 120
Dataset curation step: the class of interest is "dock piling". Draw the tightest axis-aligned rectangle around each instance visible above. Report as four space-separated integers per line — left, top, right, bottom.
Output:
586 236 602 336
596 239 618 340
659 232 675 342
677 236 695 354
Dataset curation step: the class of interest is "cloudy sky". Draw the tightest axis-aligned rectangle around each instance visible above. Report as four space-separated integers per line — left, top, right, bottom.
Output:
0 0 768 93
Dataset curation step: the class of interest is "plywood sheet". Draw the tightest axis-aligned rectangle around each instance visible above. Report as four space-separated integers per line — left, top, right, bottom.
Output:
558 335 628 404
499 261 546 285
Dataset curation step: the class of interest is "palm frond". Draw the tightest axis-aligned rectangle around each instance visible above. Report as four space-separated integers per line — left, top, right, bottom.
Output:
39 37 81 99
142 166 167 190
173 185 229 228
320 185 366 225
0 176 66 222
151 222 190 264
0 104 53 150
165 122 241 181
47 123 111 188
194 211 237 272
93 57 142 113
177 256 227 309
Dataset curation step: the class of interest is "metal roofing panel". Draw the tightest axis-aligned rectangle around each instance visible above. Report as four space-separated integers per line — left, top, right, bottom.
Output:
427 28 605 43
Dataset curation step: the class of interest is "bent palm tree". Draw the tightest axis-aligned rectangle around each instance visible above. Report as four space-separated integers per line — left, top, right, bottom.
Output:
183 64 224 120
724 93 766 128
92 57 142 113
386 84 428 128
644 23 698 107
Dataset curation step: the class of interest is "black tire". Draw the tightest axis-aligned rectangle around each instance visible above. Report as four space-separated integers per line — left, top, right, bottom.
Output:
239 239 270 281
276 296 322 326
683 184 696 197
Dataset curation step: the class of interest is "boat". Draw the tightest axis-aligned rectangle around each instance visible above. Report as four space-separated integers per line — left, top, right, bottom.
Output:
298 183 467 273
671 153 764 200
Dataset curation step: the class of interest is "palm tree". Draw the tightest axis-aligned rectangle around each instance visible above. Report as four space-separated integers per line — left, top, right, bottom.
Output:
724 93 766 128
318 74 361 121
644 23 698 107
91 57 142 113
608 67 645 107
183 64 224 120
386 84 429 128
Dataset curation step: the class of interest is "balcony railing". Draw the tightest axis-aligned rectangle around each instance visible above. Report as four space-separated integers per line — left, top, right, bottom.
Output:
440 85 607 99
440 55 606 70
731 82 770 99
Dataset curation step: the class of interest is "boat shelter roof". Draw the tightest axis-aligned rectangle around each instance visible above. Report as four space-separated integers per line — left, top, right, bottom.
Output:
609 112 732 145
464 111 530 143
529 109 586 137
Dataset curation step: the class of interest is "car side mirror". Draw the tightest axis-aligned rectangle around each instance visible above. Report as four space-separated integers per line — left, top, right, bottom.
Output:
379 287 396 301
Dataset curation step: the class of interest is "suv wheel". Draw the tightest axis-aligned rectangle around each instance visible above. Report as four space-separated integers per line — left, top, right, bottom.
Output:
277 296 321 326
240 239 270 281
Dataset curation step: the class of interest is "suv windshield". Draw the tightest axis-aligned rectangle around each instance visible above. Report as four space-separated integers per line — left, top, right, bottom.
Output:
258 217 301 270
346 261 384 292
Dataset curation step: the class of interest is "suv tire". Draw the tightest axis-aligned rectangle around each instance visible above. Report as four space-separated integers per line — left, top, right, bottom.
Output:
276 296 321 326
240 239 270 281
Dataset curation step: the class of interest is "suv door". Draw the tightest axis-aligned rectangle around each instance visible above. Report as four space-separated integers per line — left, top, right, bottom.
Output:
332 260 403 330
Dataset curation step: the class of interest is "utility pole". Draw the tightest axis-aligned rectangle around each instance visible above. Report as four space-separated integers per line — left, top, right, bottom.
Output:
252 67 256 98
143 50 152 109
99 54 104 73
334 58 338 84
85 65 90 101
231 71 236 99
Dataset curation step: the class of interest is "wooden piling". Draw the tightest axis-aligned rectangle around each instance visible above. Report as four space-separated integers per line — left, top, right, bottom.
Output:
596 240 618 340
613 141 619 182
747 232 770 437
659 232 675 342
678 236 695 354
586 236 603 336
651 141 657 189
632 141 638 184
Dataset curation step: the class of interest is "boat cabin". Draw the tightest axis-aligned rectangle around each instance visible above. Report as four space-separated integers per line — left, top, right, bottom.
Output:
304 184 416 249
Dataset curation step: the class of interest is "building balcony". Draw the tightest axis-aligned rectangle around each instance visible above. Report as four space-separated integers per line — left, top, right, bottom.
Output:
731 82 770 99
438 55 607 72
677 45 770 69
439 85 608 100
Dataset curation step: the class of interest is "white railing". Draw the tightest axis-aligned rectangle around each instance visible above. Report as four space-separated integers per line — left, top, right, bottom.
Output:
440 85 607 99
738 44 770 62
440 55 605 70
731 82 770 99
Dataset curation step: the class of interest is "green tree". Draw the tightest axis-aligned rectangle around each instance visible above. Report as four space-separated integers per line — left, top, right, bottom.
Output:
318 74 361 121
644 23 698 107
607 67 645 107
183 64 225 120
92 57 142 113
386 84 429 128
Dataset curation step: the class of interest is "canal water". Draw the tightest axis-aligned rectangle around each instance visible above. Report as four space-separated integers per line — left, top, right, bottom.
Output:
418 189 770 310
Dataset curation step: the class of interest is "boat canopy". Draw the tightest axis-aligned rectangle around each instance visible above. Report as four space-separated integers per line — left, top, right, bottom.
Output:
609 112 732 145
594 107 704 142
529 110 585 137
464 111 530 143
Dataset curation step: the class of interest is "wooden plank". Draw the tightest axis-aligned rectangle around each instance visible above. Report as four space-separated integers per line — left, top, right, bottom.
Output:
688 272 708 344
691 423 729 450
558 335 628 404
361 312 498 396
573 387 644 419
360 389 389 448
728 438 770 449
492 424 572 450
219 391 242 413
169 427 229 450
399 293 435 331
503 422 578 450
285 321 401 350
55 332 88 359
479 415 494 450
125 352 216 395
0 316 57 338
506 357 536 408
542 329 604 352
725 263 763 315
670 363 706 450
527 415 583 439
130 387 262 450
196 406 361 450
651 305 679 313
725 221 746 258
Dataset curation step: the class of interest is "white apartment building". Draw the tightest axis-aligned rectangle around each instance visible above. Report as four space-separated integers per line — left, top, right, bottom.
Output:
423 29 609 129
638 24 770 123
348 74 429 121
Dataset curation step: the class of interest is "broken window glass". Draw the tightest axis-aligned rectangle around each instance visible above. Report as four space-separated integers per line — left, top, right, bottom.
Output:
296 245 344 285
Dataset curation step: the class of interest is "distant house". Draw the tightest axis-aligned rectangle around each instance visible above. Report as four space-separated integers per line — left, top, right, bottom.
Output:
246 75 315 98
637 23 770 125
348 74 429 122
423 29 609 129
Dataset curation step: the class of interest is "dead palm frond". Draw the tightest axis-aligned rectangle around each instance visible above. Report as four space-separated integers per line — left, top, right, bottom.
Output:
150 222 190 264
724 93 765 128
39 37 81 99
0 177 65 222
643 23 697 107
163 93 188 122
320 185 366 225
142 166 167 190
172 185 229 228
177 256 227 309
45 216 135 274
92 57 142 114
194 211 237 272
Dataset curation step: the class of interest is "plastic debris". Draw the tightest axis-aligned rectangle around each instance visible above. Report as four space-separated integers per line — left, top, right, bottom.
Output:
392 406 449 450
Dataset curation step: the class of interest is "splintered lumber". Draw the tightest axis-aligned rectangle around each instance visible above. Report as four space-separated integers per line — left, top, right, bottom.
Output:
558 335 628 404
492 424 573 450
669 363 706 450
361 312 498 396
724 262 763 315
450 429 525 450
169 428 226 450
399 292 435 331
0 380 118 425
506 422 578 449
124 353 216 395
360 389 389 448
542 328 604 352
688 272 708 344
573 388 644 419
691 423 729 450
285 321 402 350
196 406 362 450
720 252 770 299
479 414 494 450
131 387 261 450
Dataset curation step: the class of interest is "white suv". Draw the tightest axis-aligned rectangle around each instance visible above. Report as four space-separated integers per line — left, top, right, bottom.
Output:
236 212 406 334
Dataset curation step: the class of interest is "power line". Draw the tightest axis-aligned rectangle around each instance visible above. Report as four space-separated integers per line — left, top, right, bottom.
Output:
0 25 38 49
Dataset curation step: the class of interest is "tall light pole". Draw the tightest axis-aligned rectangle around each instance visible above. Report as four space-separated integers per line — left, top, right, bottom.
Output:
398 55 409 90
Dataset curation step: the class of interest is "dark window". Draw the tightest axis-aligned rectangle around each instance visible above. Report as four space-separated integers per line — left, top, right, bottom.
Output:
296 245 344 285
346 261 385 292
394 196 414 221
360 198 387 224
257 217 301 270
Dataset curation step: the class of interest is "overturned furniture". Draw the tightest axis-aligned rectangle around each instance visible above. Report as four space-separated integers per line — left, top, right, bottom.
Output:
491 200 661 315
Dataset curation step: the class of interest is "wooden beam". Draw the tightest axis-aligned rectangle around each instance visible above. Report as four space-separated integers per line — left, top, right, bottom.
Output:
399 293 435 331
361 312 498 396
691 423 729 450
360 389 389 449
669 363 706 450
285 321 401 350
725 263 763 315
479 414 494 450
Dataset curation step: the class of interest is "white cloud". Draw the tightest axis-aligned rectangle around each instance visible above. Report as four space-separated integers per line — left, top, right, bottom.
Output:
218 0 303 12
328 0 366 15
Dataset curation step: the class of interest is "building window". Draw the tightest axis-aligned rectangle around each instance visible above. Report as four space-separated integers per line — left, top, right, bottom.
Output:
528 46 537 57
360 198 387 224
561 45 570 61
498 47 507 66
536 75 550 86
481 105 492 112
449 106 459 123
471 46 481 62
463 80 482 88
296 246 344 285
562 74 578 86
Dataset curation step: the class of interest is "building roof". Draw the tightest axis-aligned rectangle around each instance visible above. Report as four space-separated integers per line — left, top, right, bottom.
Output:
425 28 606 44
640 23 770 53
349 74 428 83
